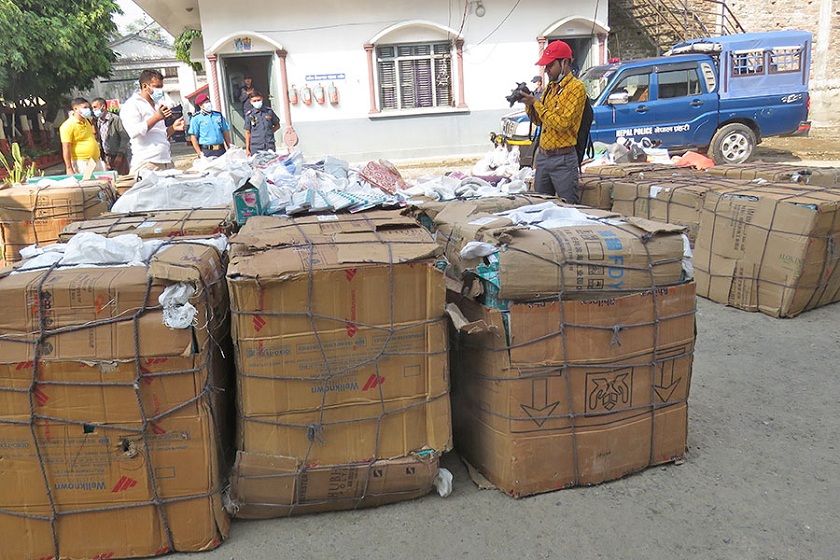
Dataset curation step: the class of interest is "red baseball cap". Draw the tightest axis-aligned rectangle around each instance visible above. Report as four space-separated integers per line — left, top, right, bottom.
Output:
536 41 573 66
195 93 209 105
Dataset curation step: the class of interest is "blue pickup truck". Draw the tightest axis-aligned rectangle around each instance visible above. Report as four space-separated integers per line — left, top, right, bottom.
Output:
494 30 812 165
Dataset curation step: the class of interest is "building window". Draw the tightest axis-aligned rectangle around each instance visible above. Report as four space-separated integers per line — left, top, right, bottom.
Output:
376 42 453 110
731 50 765 76
769 47 802 74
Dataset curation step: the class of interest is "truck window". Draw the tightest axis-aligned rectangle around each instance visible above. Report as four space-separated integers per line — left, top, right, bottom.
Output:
658 68 701 99
611 72 650 102
769 47 802 73
731 50 766 76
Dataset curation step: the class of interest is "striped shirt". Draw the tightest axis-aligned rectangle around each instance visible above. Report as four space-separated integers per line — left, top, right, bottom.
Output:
527 72 587 151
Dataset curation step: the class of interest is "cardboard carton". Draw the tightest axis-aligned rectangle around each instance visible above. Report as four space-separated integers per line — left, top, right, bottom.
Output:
405 194 555 232
59 207 236 241
447 281 696 496
610 174 754 246
433 199 688 302
231 171 269 226
694 183 840 317
0 240 234 559
0 179 116 266
226 210 452 516
705 163 840 186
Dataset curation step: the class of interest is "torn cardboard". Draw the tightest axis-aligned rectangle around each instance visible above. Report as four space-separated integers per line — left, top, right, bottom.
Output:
448 282 696 497
226 210 451 516
60 207 236 241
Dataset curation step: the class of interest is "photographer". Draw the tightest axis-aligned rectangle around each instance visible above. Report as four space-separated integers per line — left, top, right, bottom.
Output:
518 41 586 203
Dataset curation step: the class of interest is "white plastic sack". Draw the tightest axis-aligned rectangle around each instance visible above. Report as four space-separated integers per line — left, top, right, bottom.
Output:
159 282 198 329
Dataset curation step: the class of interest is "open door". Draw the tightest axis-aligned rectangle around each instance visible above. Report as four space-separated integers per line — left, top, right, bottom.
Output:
222 54 273 146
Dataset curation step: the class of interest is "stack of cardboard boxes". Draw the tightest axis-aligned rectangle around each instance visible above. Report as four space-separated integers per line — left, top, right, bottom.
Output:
59 207 236 241
0 179 116 266
0 240 233 558
224 210 452 516
433 198 695 496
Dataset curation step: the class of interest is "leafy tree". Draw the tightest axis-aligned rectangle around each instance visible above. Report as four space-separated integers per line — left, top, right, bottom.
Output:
0 0 121 106
175 29 203 72
123 16 169 43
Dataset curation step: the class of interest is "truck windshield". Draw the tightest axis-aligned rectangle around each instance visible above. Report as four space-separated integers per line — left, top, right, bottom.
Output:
579 67 616 100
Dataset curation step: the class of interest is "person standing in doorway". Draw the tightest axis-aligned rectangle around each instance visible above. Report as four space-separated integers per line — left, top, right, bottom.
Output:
244 92 281 155
531 75 544 98
59 97 104 175
188 93 231 158
239 75 255 112
91 98 130 175
518 40 587 203
120 69 186 175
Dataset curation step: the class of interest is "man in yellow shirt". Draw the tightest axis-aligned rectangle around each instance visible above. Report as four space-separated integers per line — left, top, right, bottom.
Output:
59 97 104 175
520 41 587 203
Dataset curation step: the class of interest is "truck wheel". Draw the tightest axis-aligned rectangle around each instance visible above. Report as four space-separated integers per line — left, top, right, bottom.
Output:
709 123 756 164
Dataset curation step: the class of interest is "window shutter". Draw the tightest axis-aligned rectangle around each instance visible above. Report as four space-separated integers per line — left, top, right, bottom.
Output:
379 61 397 110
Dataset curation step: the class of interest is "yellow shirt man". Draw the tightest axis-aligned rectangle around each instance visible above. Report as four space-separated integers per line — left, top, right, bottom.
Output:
60 98 103 175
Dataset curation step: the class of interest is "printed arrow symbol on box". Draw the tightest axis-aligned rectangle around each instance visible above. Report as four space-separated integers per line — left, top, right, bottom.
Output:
520 378 560 427
654 359 681 402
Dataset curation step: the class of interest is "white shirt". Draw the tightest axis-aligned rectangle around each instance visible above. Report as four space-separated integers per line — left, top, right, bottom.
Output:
120 92 171 166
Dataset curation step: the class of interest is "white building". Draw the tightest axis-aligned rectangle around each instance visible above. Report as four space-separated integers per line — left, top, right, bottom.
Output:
130 1 609 161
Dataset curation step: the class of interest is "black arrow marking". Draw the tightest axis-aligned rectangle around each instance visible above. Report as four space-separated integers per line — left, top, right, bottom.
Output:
521 377 560 427
654 358 681 402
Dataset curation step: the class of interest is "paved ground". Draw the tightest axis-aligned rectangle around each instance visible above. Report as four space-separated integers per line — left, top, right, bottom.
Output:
170 297 840 560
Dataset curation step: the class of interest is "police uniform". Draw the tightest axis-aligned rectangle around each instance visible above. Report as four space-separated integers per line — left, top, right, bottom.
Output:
245 106 280 152
188 110 230 157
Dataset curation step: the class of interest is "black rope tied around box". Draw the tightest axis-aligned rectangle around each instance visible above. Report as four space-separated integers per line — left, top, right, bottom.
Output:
0 237 229 558
228 213 448 515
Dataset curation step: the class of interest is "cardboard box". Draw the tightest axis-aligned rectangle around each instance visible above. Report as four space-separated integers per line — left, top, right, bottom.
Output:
226 210 452 516
0 179 116 266
694 183 840 317
579 167 692 210
610 174 754 246
582 163 689 178
228 451 440 518
232 171 269 226
0 240 234 559
447 281 696 496
433 198 688 302
405 194 555 231
705 163 840 186
59 207 236 241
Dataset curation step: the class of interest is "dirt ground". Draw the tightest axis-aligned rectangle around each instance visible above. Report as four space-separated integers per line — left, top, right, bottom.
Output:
161 136 840 560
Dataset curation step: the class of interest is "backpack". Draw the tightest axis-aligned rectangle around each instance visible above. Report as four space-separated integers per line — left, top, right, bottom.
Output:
576 97 594 166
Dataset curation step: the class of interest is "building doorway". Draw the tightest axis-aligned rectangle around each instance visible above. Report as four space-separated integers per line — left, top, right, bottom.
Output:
222 54 273 146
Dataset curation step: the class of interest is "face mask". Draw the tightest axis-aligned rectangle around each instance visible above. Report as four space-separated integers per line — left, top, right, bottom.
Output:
251 100 263 109
150 87 165 101
93 109 103 118
79 108 92 119
201 102 213 112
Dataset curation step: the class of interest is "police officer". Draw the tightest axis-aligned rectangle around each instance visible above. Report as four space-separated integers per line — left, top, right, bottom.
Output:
244 91 281 155
188 93 231 158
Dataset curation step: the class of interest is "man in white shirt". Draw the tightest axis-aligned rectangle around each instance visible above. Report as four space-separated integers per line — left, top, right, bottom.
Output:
120 69 186 175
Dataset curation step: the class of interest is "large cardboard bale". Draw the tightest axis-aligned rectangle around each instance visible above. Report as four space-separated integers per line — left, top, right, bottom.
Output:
448 282 696 497
694 183 840 317
0 179 116 266
582 163 691 178
405 193 554 232
225 210 452 517
610 175 755 246
705 163 840 186
59 207 236 241
433 198 688 302
0 240 233 559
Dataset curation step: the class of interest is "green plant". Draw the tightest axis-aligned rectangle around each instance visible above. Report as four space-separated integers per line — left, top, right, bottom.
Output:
175 29 203 72
0 142 42 187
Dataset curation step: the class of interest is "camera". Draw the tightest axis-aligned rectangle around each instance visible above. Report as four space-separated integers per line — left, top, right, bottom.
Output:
505 82 532 107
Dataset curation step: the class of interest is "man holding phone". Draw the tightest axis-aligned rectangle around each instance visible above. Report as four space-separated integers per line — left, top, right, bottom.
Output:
120 69 186 176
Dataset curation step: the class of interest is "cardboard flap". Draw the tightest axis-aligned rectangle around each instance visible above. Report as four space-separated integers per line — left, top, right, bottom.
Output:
445 302 491 334
625 216 688 234
149 242 223 283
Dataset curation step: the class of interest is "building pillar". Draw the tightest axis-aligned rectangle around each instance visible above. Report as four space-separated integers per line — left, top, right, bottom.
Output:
275 49 299 149
598 34 607 65
365 43 379 114
207 54 222 112
455 39 467 109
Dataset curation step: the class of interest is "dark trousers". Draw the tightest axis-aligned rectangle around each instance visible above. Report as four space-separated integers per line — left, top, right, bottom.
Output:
201 146 226 158
533 150 580 204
